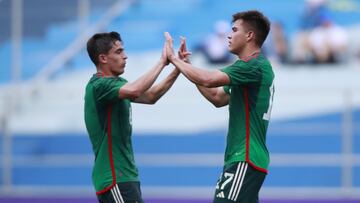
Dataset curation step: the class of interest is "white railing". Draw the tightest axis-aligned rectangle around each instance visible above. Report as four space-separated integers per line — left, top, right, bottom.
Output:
32 0 133 84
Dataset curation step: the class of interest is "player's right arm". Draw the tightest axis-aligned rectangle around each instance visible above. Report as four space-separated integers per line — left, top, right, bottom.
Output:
177 36 229 107
196 86 229 107
165 32 230 88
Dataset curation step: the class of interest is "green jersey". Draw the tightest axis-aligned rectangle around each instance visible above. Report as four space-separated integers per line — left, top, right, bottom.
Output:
84 73 138 195
221 53 274 173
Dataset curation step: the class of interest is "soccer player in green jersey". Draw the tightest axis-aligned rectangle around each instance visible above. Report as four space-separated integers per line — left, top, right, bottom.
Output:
84 31 180 203
165 10 274 203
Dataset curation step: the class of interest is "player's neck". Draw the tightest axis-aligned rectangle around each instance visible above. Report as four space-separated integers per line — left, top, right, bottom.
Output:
97 66 115 77
238 48 260 61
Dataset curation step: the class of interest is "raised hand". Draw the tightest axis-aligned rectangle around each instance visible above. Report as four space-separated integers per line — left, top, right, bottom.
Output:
164 32 176 61
178 36 192 63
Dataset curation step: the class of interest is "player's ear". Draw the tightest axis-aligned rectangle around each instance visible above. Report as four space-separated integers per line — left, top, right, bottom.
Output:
246 31 255 42
98 54 107 64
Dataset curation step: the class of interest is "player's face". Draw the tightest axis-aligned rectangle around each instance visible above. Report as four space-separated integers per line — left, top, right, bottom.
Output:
106 40 127 76
227 19 248 54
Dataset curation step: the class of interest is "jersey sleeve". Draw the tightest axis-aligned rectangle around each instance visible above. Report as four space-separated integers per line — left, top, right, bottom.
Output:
223 85 231 95
93 78 127 103
220 62 262 86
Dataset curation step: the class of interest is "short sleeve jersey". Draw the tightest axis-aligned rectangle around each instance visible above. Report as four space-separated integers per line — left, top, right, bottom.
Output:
221 53 275 173
84 73 138 195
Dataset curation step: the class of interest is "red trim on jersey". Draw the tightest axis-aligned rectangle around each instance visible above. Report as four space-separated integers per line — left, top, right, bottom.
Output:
241 52 260 62
96 182 116 195
243 88 250 161
96 72 105 77
96 105 117 195
243 87 268 174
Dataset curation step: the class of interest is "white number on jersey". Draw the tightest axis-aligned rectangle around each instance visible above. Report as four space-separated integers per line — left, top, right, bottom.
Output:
263 82 274 121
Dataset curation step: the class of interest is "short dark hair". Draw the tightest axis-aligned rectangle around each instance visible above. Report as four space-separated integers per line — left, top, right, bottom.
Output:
86 31 122 66
232 10 270 47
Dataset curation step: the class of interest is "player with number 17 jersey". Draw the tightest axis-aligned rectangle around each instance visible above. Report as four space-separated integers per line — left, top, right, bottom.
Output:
221 52 274 173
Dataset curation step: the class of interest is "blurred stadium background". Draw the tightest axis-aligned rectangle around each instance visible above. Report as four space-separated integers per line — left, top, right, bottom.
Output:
1 0 360 202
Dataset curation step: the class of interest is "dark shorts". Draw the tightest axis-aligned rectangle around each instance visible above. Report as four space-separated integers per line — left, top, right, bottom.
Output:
213 161 266 203
97 182 144 203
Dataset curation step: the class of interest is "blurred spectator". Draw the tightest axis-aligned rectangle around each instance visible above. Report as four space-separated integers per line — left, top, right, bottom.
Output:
195 20 233 64
264 21 289 64
308 17 348 63
292 0 329 64
300 0 329 30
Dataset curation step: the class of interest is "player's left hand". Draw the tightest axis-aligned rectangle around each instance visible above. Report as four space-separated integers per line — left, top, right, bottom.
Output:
178 36 192 63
